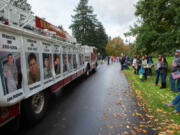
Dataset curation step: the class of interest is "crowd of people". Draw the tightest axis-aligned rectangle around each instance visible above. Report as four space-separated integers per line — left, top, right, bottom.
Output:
102 49 180 113
130 50 180 113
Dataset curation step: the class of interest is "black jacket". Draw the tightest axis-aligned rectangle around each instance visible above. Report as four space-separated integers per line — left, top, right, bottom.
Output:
159 62 168 74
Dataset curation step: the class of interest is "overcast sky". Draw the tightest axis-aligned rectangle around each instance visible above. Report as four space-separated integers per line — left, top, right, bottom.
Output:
27 0 138 43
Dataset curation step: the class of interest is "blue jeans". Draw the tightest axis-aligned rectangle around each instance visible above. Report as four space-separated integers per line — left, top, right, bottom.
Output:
172 93 180 111
160 74 166 84
155 70 160 84
169 74 180 91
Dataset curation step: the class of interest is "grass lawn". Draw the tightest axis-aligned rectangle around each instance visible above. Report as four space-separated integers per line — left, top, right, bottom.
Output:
124 57 180 134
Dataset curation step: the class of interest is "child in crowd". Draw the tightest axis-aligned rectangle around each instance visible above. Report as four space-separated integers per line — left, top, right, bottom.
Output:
139 65 145 81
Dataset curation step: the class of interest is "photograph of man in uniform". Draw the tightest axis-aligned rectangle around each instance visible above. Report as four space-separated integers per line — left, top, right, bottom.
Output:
43 54 52 80
27 53 40 85
3 54 18 93
43 54 52 79
54 54 61 75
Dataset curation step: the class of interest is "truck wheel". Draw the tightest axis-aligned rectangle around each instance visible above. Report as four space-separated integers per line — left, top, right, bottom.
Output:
93 63 98 73
22 91 50 124
86 68 90 76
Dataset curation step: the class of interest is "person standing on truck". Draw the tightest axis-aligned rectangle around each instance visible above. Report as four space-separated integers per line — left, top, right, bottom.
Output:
27 53 40 85
3 54 18 93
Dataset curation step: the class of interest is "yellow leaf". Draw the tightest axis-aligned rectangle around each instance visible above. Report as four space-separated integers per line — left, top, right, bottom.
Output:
130 130 136 135
142 129 147 133
156 108 163 112
167 130 175 134
113 113 118 118
123 131 128 135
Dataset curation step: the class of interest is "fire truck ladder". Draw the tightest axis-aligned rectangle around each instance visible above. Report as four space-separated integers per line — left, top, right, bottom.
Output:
0 0 35 30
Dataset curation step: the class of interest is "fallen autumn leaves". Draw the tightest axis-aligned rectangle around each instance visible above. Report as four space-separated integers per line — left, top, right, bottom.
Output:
124 68 180 134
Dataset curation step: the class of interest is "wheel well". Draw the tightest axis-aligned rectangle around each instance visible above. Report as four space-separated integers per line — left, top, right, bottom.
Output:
20 87 51 116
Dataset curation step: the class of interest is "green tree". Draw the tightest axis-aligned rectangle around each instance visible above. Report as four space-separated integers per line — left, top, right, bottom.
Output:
95 22 108 56
126 0 180 55
70 0 108 56
70 0 97 45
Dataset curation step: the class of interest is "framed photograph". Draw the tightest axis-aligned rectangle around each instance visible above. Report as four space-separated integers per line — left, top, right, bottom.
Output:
43 53 52 80
25 52 40 85
0 51 22 95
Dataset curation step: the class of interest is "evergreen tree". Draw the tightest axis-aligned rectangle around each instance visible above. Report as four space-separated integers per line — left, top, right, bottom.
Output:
70 0 108 56
70 0 97 45
96 22 108 56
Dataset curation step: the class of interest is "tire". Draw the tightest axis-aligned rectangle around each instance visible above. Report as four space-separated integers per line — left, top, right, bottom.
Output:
22 90 50 125
93 62 98 73
86 68 90 76
85 65 90 77
7 116 20 133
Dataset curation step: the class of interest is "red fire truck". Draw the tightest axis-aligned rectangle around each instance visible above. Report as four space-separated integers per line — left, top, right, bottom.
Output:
0 0 98 130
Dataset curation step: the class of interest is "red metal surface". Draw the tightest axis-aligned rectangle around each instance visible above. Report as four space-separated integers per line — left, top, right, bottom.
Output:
77 71 81 77
72 74 77 80
64 76 72 85
51 80 64 92
0 104 19 124
35 16 66 39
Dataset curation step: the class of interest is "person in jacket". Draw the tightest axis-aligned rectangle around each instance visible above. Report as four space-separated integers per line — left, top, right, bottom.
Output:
120 56 126 70
169 50 180 92
155 55 162 86
159 56 168 88
136 56 141 74
147 56 153 76
141 56 148 80
107 56 110 65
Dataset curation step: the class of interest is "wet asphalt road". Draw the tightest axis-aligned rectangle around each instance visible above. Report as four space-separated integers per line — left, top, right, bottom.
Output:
7 63 156 135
